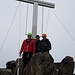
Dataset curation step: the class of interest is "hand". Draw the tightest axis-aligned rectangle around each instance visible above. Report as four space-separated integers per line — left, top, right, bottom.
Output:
19 53 21 57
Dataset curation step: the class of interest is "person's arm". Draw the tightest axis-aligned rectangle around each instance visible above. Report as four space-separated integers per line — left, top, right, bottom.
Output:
19 40 24 55
47 40 52 50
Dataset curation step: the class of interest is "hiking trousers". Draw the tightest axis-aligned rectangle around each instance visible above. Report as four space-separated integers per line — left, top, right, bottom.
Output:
22 52 33 68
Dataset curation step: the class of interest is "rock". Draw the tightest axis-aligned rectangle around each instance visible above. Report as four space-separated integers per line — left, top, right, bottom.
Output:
1 53 74 75
7 58 24 75
23 52 58 75
16 58 24 75
55 63 68 75
43 63 58 75
61 56 74 74
0 68 12 75
6 60 16 70
55 56 74 75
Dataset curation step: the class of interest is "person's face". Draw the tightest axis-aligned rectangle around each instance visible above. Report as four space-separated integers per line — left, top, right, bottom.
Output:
42 36 46 40
36 37 40 41
28 36 31 40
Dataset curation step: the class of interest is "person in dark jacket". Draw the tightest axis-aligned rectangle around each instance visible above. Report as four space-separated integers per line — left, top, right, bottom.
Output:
38 33 54 62
38 33 52 53
35 35 40 53
19 33 35 68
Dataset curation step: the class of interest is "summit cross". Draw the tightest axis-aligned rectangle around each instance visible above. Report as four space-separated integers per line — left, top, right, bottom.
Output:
16 0 55 39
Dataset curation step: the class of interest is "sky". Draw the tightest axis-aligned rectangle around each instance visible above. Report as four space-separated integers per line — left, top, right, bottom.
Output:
0 0 75 69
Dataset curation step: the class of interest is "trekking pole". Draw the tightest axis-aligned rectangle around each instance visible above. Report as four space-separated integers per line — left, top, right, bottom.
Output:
17 55 21 75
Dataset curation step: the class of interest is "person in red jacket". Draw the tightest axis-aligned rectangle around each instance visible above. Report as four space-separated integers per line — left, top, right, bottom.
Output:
19 33 35 67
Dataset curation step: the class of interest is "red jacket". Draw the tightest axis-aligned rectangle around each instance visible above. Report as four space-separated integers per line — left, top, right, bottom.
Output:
20 39 35 54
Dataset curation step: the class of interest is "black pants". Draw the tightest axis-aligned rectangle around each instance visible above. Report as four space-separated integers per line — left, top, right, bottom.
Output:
22 52 33 68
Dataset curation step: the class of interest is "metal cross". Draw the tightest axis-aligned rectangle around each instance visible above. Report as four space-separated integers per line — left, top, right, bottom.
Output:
16 0 55 39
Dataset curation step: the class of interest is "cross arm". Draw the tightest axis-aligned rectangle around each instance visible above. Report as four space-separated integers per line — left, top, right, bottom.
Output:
16 0 55 8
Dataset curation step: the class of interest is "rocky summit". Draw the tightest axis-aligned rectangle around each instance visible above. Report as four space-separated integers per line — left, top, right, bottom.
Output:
0 52 74 75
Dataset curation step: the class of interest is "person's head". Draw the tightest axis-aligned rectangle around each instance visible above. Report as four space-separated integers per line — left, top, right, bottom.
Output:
42 33 47 40
27 33 32 40
36 35 40 41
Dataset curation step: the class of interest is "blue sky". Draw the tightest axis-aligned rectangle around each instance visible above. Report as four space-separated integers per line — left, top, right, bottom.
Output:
0 0 75 68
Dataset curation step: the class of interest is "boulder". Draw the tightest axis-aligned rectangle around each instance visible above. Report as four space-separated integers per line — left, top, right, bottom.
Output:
55 63 68 75
16 58 24 75
55 56 74 75
0 69 12 75
7 58 24 75
61 56 74 74
6 60 16 70
23 52 58 75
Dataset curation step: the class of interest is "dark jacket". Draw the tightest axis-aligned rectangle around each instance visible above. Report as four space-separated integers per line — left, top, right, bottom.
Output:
38 39 52 53
35 40 40 53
